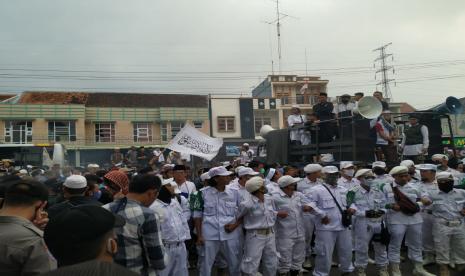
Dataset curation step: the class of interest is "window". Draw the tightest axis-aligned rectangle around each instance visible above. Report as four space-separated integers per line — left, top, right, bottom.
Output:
218 116 235 132
193 121 203 129
160 122 168 142
48 121 76 142
171 121 185 138
255 117 272 134
4 121 32 144
95 123 115 142
133 123 152 142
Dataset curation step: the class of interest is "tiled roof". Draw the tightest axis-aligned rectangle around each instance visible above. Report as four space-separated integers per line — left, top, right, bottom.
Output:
17 91 208 108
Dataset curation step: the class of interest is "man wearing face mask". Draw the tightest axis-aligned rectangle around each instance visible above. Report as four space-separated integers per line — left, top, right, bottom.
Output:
432 154 460 185
416 164 438 266
382 166 434 276
273 175 313 276
426 172 465 276
308 166 354 276
150 181 191 276
297 163 324 268
338 161 360 190
104 174 165 276
348 169 388 276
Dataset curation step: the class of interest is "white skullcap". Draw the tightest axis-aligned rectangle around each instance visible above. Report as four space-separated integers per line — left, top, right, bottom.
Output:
354 169 373 178
419 164 437 171
64 175 87 189
245 176 264 193
243 143 249 147
200 172 211 181
389 166 409 176
87 163 100 169
372 161 387 168
304 164 323 174
238 167 259 177
436 171 453 181
400 160 415 168
340 161 354 170
432 154 449 161
322 166 339 174
278 175 301 188
291 104 300 109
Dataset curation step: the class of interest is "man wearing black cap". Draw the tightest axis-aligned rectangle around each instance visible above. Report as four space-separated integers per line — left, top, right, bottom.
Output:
313 92 335 143
400 114 429 164
44 205 124 266
0 180 57 275
42 205 138 276
173 164 197 199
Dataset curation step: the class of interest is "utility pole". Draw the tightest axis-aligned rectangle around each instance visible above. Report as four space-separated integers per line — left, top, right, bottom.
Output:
373 43 395 101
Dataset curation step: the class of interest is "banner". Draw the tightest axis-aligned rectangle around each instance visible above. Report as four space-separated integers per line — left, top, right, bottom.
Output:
167 125 223 161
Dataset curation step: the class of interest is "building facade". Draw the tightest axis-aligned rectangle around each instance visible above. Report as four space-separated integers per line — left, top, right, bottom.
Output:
252 74 329 128
0 92 210 148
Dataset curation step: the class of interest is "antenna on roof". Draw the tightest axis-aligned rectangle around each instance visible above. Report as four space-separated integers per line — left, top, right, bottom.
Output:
262 0 298 74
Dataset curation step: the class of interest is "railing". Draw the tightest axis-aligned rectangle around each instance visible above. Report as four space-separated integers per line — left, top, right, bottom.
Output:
278 96 320 106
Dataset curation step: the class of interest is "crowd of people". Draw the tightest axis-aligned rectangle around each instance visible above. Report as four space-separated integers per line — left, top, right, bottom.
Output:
1 147 465 276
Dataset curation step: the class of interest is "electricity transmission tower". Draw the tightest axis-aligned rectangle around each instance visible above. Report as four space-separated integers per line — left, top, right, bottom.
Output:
373 43 395 101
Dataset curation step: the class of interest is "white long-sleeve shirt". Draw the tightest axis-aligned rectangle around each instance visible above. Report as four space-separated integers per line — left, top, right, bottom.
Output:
308 183 349 231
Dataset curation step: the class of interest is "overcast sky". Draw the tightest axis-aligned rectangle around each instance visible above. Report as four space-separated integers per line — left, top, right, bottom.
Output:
1 0 464 108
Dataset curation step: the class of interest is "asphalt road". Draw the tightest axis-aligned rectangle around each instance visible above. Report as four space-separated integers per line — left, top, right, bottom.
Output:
189 258 463 275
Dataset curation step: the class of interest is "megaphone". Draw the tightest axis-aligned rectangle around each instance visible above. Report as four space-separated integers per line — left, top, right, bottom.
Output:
259 125 275 139
431 96 463 114
353 96 383 119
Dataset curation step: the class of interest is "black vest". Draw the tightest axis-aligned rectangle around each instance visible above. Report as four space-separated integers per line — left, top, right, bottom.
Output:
405 124 423 145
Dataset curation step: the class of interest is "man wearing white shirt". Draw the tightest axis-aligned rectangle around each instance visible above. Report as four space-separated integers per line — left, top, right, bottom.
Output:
172 165 197 200
401 114 429 164
297 163 323 269
309 166 354 276
150 183 191 276
382 166 434 276
338 161 360 190
288 105 306 145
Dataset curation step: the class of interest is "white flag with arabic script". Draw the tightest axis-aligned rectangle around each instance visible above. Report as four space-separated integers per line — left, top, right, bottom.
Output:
167 125 223 161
